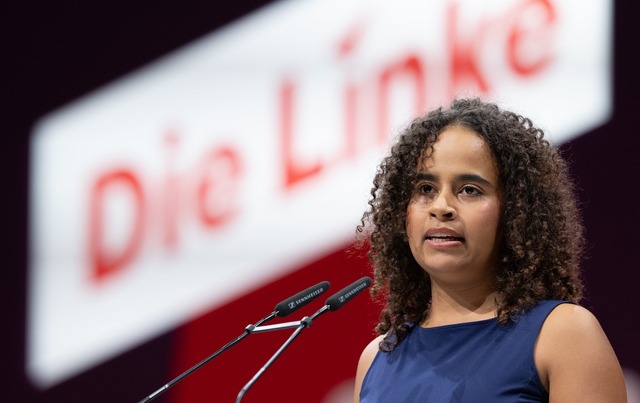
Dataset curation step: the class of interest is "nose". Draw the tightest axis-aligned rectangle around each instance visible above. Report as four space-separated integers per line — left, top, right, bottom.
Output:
429 191 456 220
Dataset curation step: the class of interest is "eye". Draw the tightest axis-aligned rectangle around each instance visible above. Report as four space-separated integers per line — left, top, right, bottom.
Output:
418 183 435 194
460 185 482 196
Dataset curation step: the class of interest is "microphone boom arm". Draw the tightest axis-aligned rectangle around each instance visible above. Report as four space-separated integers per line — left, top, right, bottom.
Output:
137 281 331 403
234 278 371 402
137 312 277 403
235 316 313 403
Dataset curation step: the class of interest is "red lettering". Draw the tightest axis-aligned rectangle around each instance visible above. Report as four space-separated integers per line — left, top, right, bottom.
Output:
197 146 242 227
81 0 562 284
377 55 426 144
344 82 358 159
87 140 243 282
447 3 490 98
338 25 363 161
279 1 557 191
164 131 180 250
281 79 324 189
507 0 556 76
89 169 145 283
337 19 366 58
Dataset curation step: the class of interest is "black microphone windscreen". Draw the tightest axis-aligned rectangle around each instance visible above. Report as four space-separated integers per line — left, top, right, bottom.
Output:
325 277 372 311
274 281 330 317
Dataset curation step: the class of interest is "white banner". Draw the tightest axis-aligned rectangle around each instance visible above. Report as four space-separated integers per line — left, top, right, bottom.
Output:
28 0 612 387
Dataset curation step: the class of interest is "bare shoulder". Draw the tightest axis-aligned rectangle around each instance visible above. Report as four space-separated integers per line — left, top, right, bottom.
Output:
353 335 384 403
535 303 627 402
541 303 604 339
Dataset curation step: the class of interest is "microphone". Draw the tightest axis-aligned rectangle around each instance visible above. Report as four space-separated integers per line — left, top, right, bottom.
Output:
137 281 330 403
274 281 330 317
235 277 372 402
325 276 372 312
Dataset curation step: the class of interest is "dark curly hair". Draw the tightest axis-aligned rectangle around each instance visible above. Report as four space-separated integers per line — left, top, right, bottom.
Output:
357 98 585 351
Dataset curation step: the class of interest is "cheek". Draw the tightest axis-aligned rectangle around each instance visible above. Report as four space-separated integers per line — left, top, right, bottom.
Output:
473 201 501 239
405 205 423 238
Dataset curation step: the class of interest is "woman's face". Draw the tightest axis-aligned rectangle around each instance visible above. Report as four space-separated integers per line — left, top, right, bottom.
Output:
406 125 502 288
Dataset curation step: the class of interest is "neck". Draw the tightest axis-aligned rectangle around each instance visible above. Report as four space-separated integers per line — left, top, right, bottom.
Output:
422 278 499 328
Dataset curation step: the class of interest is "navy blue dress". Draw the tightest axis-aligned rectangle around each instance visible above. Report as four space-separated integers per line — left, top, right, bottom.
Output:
360 300 568 402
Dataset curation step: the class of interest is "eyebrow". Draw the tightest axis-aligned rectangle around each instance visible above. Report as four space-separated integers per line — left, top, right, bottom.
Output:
415 172 495 187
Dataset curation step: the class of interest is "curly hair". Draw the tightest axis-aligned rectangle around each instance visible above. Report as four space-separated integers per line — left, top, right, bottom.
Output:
357 98 585 351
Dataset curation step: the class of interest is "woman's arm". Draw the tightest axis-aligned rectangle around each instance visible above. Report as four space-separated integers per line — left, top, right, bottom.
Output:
353 335 384 403
535 303 627 402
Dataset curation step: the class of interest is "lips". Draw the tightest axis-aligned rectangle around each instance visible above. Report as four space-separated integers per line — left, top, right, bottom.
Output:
425 227 464 242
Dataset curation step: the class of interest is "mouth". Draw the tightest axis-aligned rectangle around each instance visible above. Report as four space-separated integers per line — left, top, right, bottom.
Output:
425 234 465 243
424 228 465 244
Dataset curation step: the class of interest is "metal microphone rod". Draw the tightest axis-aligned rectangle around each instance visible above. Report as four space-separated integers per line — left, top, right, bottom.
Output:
234 279 371 402
248 305 329 335
235 316 313 403
249 320 305 333
138 312 277 403
309 304 330 320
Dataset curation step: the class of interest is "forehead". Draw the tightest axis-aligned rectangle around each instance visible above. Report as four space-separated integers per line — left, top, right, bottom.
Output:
420 125 497 175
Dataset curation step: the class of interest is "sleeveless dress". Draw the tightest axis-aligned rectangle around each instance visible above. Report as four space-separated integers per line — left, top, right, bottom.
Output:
360 300 568 403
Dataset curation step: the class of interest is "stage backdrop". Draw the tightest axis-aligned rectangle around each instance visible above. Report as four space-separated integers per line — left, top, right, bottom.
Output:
21 0 639 402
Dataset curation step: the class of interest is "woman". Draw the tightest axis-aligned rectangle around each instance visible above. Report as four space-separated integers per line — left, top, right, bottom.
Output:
354 98 626 402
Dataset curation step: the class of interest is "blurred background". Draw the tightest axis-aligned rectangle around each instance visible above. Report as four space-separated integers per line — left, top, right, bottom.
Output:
4 0 639 402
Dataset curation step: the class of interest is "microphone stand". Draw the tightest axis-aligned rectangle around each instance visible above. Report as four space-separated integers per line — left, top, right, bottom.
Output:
236 305 330 403
137 312 277 403
138 280 333 403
